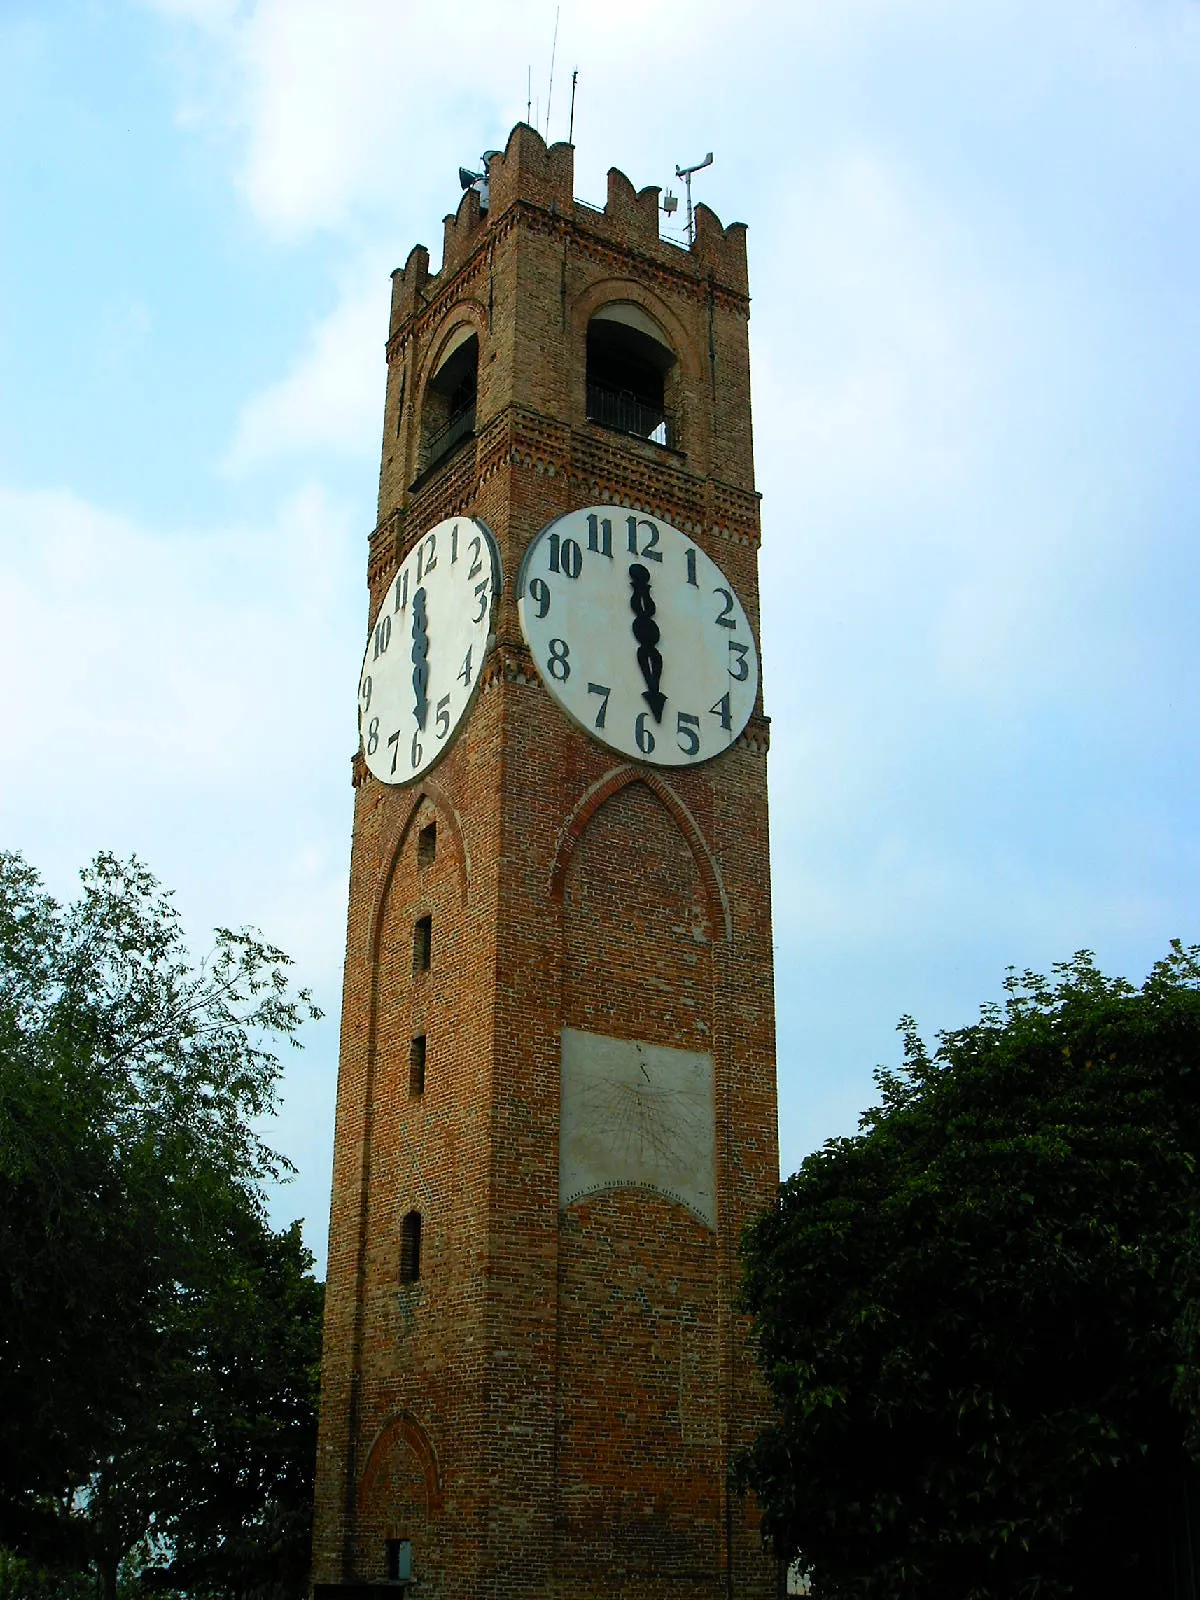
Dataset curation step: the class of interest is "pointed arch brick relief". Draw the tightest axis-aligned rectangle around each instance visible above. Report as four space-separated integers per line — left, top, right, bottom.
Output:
355 1410 444 1571
549 764 730 943
554 770 721 1227
369 774 469 970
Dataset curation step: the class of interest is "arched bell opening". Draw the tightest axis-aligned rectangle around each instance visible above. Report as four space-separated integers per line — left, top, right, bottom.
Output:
419 329 478 471
586 304 679 449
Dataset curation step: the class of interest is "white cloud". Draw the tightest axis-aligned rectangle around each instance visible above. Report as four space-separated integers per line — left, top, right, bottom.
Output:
225 266 389 472
143 0 890 238
0 482 360 800
141 0 241 26
754 148 990 514
138 0 1200 241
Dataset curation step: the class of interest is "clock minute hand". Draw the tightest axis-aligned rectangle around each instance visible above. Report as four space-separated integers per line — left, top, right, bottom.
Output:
411 585 430 730
628 563 666 723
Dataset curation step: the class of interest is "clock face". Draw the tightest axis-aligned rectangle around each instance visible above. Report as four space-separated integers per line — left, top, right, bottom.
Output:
357 516 500 784
517 505 758 767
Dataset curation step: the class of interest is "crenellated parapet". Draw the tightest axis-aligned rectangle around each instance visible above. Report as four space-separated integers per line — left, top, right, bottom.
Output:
440 185 486 281
589 166 664 254
486 121 575 220
387 122 749 344
692 203 748 295
389 243 432 337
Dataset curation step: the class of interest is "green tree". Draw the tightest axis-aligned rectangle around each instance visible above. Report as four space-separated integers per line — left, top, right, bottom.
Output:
0 851 322 1597
140 1209 324 1597
740 945 1200 1600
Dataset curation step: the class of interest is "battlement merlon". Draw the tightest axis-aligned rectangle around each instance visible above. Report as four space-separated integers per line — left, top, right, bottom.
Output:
387 121 749 339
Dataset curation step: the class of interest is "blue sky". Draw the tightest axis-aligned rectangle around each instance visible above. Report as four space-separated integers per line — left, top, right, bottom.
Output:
2 0 1198 1274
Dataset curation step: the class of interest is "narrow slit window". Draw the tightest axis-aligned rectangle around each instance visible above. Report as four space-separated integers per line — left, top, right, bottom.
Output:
409 1035 426 1096
413 914 432 973
400 1211 422 1283
417 821 437 867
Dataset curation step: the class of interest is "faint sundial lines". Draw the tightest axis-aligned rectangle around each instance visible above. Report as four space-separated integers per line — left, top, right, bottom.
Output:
560 1028 716 1229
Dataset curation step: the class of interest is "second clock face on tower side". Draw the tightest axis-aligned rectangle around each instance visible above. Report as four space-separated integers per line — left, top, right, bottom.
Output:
517 505 759 767
358 516 500 784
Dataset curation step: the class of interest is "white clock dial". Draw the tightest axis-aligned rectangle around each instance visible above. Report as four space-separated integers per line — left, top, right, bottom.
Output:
517 505 758 767
357 516 499 784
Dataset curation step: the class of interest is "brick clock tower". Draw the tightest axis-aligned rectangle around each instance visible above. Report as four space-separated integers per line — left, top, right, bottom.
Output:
313 124 779 1600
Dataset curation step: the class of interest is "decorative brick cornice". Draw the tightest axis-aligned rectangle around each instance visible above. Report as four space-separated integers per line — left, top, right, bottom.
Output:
479 642 539 693
736 714 771 756
368 417 762 578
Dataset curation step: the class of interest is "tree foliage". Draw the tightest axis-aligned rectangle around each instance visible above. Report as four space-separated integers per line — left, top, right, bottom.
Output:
0 851 323 1598
740 945 1200 1599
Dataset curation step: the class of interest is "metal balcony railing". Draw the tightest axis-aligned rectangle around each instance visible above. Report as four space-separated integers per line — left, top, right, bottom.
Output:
426 402 476 466
586 381 674 448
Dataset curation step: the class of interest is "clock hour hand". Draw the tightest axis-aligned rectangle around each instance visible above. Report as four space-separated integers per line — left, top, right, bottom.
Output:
628 563 666 723
411 585 429 730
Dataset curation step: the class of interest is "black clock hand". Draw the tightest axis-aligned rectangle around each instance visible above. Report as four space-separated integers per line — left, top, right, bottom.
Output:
628 563 666 722
411 585 429 730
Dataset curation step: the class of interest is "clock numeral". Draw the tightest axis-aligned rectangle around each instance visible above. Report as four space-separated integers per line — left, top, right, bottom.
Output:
728 639 750 681
586 513 613 558
411 729 423 769
714 587 737 629
373 615 392 659
457 647 473 688
709 692 732 732
360 674 372 712
393 568 409 613
528 578 551 619
676 711 701 756
626 515 663 562
416 531 437 581
467 535 483 579
548 533 582 580
435 694 451 741
634 711 657 755
387 728 401 774
547 638 571 682
684 547 698 588
450 523 459 564
473 581 489 623
587 682 611 728
366 717 379 755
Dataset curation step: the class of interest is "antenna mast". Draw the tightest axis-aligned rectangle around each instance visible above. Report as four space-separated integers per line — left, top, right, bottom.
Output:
675 150 713 246
545 5 560 139
568 67 578 145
